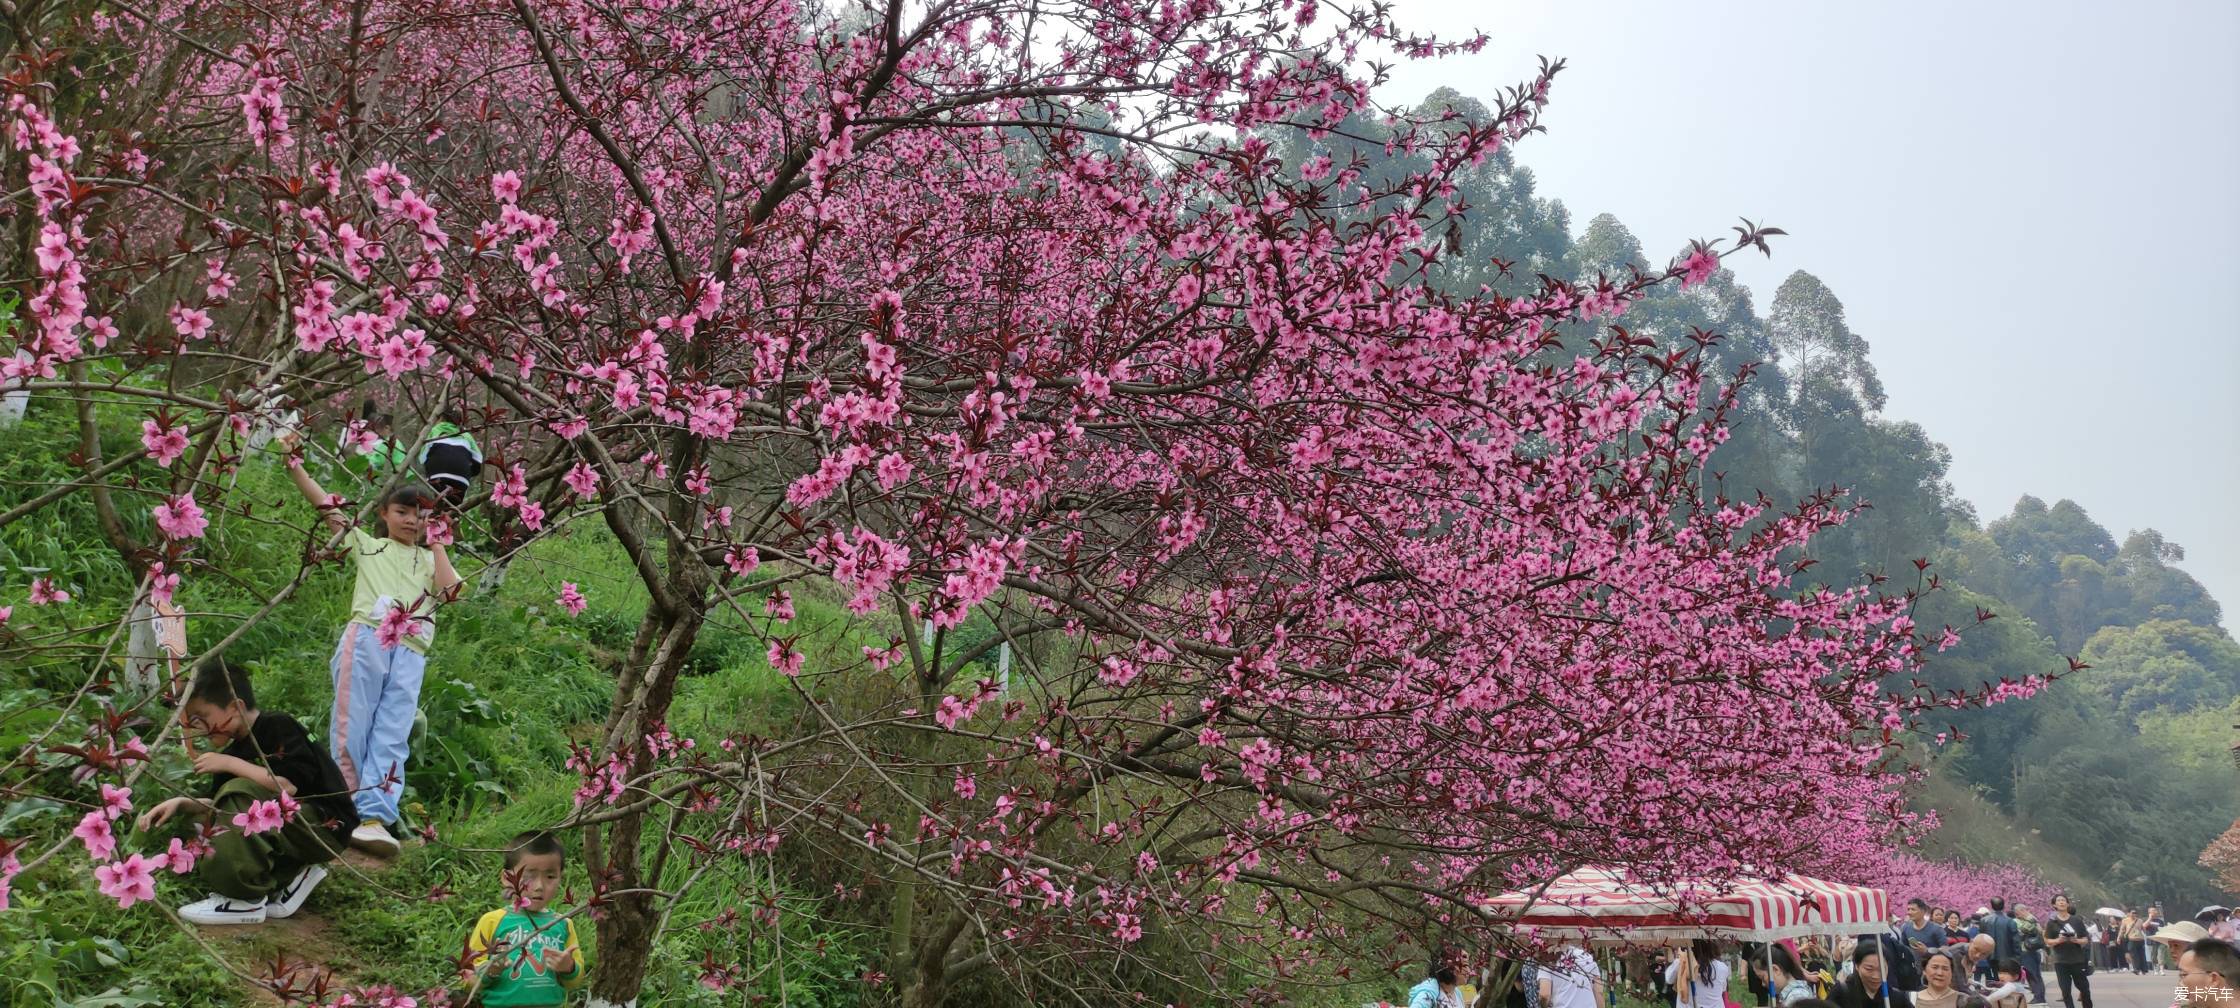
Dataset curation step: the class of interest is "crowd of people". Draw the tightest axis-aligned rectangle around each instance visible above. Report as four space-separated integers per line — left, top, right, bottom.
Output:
1883 896 2240 1005
1400 896 2240 1008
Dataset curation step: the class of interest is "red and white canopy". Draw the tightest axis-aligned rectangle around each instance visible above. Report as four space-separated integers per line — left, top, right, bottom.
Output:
1485 868 1891 943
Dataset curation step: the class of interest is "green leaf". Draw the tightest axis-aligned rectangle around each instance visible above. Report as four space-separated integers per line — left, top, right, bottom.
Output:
0 797 64 832
60 989 163 1008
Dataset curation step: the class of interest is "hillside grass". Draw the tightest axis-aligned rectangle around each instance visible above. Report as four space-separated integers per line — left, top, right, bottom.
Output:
1911 766 2112 907
0 406 875 1006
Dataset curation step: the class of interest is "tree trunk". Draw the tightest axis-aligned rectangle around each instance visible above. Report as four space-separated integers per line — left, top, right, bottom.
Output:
886 619 949 973
584 580 707 1006
898 911 971 1008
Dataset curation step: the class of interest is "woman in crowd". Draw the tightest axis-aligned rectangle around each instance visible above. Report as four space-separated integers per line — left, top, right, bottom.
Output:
2045 894 2094 1008
1667 940 1731 1008
2014 905 2048 1004
1833 939 1911 1008
1746 947 1773 1008
1769 944 1816 1007
1407 961 1463 1008
1914 950 1987 1008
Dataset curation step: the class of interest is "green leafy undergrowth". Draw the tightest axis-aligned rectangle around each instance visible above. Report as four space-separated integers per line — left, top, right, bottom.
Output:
3 407 876 1005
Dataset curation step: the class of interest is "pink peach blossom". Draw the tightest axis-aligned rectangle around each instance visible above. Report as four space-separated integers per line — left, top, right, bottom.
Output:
152 493 208 540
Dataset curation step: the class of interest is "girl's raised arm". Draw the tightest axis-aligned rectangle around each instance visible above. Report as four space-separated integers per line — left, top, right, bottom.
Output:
277 432 350 538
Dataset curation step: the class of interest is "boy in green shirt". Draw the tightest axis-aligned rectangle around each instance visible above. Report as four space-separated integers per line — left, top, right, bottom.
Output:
466 832 588 1005
341 403 412 480
417 403 487 507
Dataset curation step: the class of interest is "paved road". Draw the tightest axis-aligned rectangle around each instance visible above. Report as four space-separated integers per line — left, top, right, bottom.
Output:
2043 969 2184 1008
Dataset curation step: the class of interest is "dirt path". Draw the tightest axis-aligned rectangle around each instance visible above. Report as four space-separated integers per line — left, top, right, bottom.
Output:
197 849 395 1005
201 909 351 1005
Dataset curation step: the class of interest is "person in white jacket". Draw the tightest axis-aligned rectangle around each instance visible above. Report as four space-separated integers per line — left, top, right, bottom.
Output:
1667 941 1731 1008
1542 944 1605 1008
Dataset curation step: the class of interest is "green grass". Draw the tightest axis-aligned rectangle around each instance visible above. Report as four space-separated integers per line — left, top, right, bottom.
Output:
0 406 875 1006
1911 768 2112 907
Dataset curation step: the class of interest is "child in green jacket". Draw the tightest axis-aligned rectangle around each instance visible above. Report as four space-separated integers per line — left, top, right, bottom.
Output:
466 831 588 1005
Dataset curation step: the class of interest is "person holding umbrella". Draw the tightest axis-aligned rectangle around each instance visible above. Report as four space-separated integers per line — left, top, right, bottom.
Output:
2202 906 2238 943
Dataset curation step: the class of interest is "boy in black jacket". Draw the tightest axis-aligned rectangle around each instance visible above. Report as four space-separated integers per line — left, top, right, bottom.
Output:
135 660 355 925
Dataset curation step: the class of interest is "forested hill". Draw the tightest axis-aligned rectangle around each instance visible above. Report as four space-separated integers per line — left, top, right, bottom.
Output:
1279 86 2240 908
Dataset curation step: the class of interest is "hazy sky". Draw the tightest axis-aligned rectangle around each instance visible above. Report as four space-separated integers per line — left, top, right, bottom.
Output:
1379 0 2240 627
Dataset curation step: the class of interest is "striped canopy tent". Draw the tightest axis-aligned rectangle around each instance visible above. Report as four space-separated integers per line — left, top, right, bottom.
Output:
1485 868 1892 944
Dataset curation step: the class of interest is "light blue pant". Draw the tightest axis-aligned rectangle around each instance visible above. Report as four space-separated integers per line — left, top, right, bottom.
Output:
328 622 427 824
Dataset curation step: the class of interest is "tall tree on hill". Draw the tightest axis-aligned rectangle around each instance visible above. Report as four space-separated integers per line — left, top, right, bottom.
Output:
1769 270 1886 419
1977 498 2221 651
1572 212 1648 279
2075 619 2240 720
2108 531 2223 629
1270 87 1577 301
1438 139 1575 299
1814 416 1963 579
1992 497 2119 567
1764 272 1958 581
1623 249 1790 500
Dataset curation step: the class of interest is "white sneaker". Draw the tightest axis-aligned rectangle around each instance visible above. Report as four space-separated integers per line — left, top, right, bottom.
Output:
349 820 401 857
179 892 269 925
264 863 327 919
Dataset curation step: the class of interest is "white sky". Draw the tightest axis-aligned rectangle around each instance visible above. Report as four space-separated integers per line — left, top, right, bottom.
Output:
1379 0 2240 628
